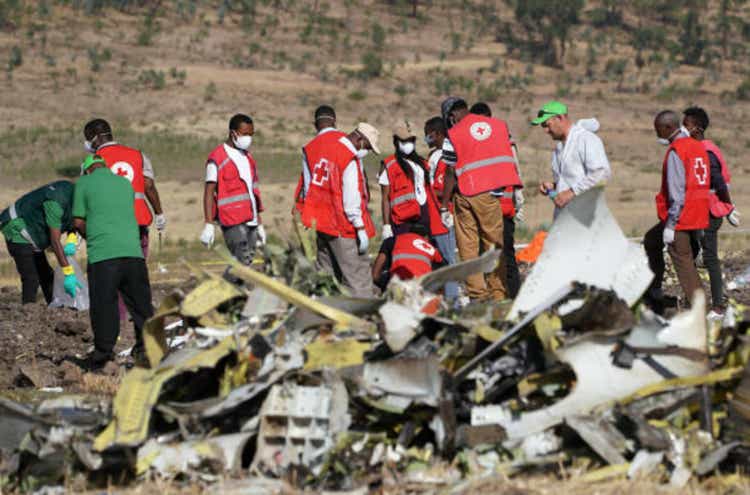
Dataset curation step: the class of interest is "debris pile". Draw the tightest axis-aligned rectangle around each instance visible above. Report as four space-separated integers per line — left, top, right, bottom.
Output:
2 188 750 492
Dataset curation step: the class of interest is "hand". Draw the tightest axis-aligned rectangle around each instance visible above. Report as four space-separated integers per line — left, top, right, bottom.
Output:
515 207 525 223
256 224 267 246
155 214 167 232
539 182 554 196
553 189 575 208
663 227 675 245
728 208 741 227
382 224 393 239
440 209 454 229
62 266 82 298
356 229 369 255
200 223 215 247
514 188 525 208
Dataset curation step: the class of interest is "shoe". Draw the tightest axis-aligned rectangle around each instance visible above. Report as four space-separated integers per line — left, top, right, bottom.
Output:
130 344 149 368
68 350 114 372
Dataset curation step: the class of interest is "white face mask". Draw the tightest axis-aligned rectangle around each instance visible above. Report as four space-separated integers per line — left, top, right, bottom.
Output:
679 125 690 136
84 140 96 153
356 149 369 159
398 141 415 155
233 134 252 150
657 128 680 146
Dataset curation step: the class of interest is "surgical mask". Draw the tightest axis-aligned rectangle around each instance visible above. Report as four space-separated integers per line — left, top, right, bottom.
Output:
424 135 434 147
356 149 369 159
679 125 690 136
233 134 252 150
657 137 671 146
657 128 680 146
398 141 415 155
84 140 96 153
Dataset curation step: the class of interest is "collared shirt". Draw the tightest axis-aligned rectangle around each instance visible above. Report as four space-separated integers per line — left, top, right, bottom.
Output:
340 137 366 228
96 141 155 179
301 127 337 198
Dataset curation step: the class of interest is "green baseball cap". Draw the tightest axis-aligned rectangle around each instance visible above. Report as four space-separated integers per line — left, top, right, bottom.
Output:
531 100 568 126
80 154 106 174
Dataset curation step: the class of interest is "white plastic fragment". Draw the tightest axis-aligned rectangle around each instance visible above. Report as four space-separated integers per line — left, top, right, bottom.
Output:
379 301 422 352
508 187 653 321
628 450 664 479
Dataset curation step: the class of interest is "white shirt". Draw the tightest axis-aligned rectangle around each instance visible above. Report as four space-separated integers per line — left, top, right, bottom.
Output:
378 158 427 205
205 143 259 226
339 136 366 229
427 149 442 185
551 118 611 197
301 127 337 197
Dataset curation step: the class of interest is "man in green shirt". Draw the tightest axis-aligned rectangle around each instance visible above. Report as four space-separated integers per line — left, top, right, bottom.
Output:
72 155 154 370
0 181 80 304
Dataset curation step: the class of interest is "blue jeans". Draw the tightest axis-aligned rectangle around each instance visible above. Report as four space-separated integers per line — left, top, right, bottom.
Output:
433 227 459 301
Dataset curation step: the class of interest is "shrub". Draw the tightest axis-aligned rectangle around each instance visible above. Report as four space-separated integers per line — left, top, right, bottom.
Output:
359 52 383 80
204 81 217 102
138 69 166 90
371 23 386 47
348 89 366 101
736 78 750 101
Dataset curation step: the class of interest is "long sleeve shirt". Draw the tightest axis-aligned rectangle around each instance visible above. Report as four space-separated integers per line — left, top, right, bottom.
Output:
342 158 365 228
551 119 611 196
664 131 690 230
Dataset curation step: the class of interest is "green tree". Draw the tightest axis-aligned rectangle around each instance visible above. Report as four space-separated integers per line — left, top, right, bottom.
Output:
679 7 707 65
507 0 584 67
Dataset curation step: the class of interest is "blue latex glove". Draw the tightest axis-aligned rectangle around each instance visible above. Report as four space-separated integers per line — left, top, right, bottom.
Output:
63 242 77 256
63 273 82 298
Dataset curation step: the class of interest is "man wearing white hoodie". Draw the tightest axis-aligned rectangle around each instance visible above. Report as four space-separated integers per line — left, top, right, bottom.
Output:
531 101 611 215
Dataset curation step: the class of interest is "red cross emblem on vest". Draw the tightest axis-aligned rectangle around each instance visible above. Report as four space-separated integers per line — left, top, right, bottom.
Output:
470 122 492 141
693 157 708 185
111 161 135 182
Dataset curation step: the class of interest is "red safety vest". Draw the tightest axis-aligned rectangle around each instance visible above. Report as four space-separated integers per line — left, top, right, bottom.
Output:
430 153 454 214
301 132 375 239
97 143 153 226
655 137 710 231
447 114 522 196
390 233 443 280
206 144 263 227
383 155 447 236
702 140 733 218
499 186 516 218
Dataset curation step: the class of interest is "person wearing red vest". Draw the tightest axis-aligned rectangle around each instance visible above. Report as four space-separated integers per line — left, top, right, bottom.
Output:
424 116 458 302
300 121 380 297
683 107 740 319
372 223 445 292
470 102 524 298
643 110 710 312
200 114 266 266
293 105 337 216
439 97 522 301
83 119 166 257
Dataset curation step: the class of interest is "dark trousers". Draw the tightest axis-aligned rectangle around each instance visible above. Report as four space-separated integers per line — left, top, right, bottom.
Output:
6 241 54 304
88 257 154 355
700 215 724 310
503 216 521 298
644 222 703 304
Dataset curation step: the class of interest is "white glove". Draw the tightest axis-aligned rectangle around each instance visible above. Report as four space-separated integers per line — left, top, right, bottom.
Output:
154 214 167 232
200 223 215 247
440 209 454 229
728 208 741 227
514 188 525 208
382 224 393 239
515 207 525 223
663 227 675 245
356 229 369 255
256 224 267 246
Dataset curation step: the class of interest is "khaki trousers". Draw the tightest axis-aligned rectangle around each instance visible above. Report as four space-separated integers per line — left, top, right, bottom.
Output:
316 232 375 297
454 192 507 301
644 222 704 305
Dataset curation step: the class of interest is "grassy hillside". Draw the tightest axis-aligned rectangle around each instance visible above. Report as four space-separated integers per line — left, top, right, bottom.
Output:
0 0 749 253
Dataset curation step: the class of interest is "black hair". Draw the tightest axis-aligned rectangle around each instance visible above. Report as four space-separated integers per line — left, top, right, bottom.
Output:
470 102 492 117
392 135 427 182
84 118 112 140
229 113 253 131
683 106 709 130
452 99 468 112
314 105 336 121
424 116 446 135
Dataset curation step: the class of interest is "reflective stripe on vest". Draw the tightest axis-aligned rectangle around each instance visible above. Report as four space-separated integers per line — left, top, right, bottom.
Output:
392 253 432 265
9 203 39 251
392 192 417 206
135 192 147 200
455 155 516 177
217 193 253 207
217 157 232 172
